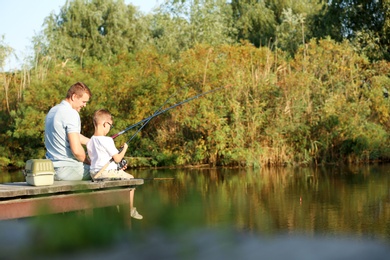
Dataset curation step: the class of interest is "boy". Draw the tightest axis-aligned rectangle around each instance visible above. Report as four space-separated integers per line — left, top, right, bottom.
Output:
87 109 142 219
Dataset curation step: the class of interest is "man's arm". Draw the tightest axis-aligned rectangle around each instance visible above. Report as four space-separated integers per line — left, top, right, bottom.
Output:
68 132 90 165
79 133 90 145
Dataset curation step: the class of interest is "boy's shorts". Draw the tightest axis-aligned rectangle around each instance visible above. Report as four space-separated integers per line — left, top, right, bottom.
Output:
91 169 134 180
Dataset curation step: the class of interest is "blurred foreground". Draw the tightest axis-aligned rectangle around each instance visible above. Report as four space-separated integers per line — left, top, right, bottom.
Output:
1 218 390 260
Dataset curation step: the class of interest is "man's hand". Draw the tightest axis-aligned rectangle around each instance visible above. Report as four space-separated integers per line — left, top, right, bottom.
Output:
69 132 88 163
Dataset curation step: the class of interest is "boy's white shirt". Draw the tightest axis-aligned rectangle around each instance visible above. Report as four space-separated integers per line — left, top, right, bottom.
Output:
87 136 118 172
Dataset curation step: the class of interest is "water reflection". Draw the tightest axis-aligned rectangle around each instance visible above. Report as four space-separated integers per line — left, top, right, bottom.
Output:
130 165 390 242
0 169 24 183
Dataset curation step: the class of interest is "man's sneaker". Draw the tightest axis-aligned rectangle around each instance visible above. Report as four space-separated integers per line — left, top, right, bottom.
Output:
131 207 143 220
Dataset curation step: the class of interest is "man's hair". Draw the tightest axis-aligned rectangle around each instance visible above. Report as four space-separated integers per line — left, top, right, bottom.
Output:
93 109 112 127
66 82 92 99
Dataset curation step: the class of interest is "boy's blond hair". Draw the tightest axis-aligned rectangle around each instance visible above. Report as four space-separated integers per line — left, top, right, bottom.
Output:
93 109 112 127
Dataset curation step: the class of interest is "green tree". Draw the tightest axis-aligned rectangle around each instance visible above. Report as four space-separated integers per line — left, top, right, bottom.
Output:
38 0 148 66
0 35 14 167
0 35 14 71
313 0 390 61
230 0 326 53
230 0 276 47
276 8 306 56
0 35 14 114
151 0 236 57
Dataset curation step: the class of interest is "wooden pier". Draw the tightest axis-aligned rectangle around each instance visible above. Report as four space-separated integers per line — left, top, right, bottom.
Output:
0 179 144 220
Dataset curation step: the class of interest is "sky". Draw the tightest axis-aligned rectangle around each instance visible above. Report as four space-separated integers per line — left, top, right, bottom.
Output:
0 0 162 71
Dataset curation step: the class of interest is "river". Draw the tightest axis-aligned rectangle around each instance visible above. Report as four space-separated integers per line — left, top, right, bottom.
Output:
1 164 390 259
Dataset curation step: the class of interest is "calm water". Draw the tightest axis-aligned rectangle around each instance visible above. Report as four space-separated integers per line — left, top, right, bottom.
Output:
1 165 390 258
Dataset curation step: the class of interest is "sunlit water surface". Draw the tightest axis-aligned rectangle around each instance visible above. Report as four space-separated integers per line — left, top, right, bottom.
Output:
1 164 390 259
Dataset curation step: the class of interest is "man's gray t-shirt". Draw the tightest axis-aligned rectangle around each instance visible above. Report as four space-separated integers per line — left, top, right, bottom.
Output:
45 100 81 167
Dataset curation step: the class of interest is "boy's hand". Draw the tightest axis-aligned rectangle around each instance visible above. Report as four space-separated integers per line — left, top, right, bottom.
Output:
118 143 128 152
118 159 128 170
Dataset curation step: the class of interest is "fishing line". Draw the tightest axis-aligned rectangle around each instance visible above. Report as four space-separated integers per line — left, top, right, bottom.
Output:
92 84 189 181
92 84 227 181
122 84 189 145
110 85 227 140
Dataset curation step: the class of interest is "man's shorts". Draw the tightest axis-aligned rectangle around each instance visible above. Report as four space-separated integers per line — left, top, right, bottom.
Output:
54 163 91 181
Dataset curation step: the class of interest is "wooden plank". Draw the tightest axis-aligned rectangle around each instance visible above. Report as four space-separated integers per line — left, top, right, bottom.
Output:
0 188 132 220
0 179 144 199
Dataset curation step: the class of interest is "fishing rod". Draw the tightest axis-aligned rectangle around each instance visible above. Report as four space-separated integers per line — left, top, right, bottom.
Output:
93 177 175 182
142 177 175 181
115 85 226 166
92 85 226 181
123 84 187 144
111 85 226 139
92 87 184 181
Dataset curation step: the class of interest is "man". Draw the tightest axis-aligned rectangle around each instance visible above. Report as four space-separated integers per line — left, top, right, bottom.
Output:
44 82 92 180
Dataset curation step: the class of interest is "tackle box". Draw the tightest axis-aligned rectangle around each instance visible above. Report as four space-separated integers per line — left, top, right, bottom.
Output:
24 159 55 186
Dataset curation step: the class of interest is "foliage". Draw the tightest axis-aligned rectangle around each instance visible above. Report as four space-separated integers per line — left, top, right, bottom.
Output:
230 0 325 54
315 0 390 61
276 8 306 56
151 0 237 57
2 0 390 168
0 35 14 69
39 0 148 66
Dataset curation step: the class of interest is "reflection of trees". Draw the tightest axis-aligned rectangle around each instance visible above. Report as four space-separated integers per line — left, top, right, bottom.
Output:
133 166 390 240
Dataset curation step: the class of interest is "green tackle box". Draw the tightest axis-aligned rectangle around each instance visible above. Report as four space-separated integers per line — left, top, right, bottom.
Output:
24 159 55 186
